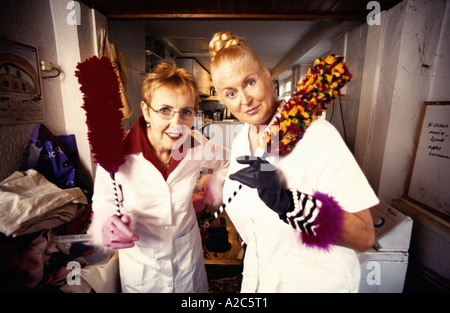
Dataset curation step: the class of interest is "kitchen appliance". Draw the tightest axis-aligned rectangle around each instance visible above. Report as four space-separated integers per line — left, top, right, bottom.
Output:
358 201 413 293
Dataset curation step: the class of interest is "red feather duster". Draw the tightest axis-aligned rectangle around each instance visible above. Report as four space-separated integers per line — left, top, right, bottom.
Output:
75 56 126 174
75 56 126 215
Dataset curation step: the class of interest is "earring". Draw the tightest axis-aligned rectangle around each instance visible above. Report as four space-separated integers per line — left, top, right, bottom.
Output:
146 122 151 128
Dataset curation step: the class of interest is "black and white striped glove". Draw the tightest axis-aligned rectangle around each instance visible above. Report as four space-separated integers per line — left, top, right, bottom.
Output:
281 190 321 236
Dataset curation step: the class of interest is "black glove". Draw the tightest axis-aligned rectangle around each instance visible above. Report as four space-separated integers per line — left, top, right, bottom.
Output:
229 156 293 216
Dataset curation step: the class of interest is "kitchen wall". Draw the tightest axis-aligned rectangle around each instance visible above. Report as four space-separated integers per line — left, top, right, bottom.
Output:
0 0 62 181
326 22 368 153
354 0 449 203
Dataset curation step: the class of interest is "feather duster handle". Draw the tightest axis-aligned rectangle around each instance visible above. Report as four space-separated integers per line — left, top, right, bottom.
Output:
75 56 126 216
204 55 351 228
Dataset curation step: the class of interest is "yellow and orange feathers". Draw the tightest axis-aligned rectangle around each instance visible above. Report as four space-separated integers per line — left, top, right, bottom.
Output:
267 55 352 156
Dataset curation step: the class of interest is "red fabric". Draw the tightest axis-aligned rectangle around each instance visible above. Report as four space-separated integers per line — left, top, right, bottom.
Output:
75 56 126 174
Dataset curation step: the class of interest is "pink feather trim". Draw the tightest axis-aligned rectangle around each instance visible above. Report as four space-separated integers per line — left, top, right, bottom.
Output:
300 191 343 250
75 56 126 174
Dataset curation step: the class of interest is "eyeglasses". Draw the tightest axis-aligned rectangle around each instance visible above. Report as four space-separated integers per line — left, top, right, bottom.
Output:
149 106 196 121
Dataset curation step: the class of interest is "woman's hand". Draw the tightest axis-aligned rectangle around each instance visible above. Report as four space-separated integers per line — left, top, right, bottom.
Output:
102 214 139 249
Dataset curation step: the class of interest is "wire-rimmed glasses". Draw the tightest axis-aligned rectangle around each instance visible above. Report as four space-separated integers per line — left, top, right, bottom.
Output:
149 106 196 121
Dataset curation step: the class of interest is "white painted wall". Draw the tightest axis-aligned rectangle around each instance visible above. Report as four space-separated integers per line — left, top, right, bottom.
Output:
356 0 450 203
0 0 64 181
326 23 369 153
49 0 94 183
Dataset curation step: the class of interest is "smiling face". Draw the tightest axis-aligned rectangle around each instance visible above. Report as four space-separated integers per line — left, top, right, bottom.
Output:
142 86 195 153
212 56 277 128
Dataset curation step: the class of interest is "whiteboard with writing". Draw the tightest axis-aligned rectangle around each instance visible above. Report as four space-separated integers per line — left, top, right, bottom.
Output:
406 102 450 217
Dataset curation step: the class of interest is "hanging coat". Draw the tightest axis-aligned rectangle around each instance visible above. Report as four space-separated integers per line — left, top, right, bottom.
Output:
89 116 229 292
223 118 379 292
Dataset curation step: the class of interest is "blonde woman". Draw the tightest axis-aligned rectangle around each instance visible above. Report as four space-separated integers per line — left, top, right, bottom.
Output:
209 32 379 292
89 62 228 293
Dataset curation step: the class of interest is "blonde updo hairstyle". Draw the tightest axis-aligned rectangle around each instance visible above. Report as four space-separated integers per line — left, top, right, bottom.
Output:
142 62 199 109
209 31 265 78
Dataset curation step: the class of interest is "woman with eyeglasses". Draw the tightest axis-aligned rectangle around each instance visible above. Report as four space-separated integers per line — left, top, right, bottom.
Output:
88 62 229 293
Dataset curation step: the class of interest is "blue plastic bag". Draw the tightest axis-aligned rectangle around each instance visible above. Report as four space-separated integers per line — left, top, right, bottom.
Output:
25 123 77 189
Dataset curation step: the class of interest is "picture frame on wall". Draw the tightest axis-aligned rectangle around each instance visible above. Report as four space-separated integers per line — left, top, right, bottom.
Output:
0 37 44 124
0 37 41 96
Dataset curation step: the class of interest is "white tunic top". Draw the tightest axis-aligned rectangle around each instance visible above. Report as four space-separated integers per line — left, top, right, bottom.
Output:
91 117 229 293
223 118 379 292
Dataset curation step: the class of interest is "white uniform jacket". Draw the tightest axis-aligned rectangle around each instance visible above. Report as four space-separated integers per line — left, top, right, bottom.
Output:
223 118 379 293
90 116 229 293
